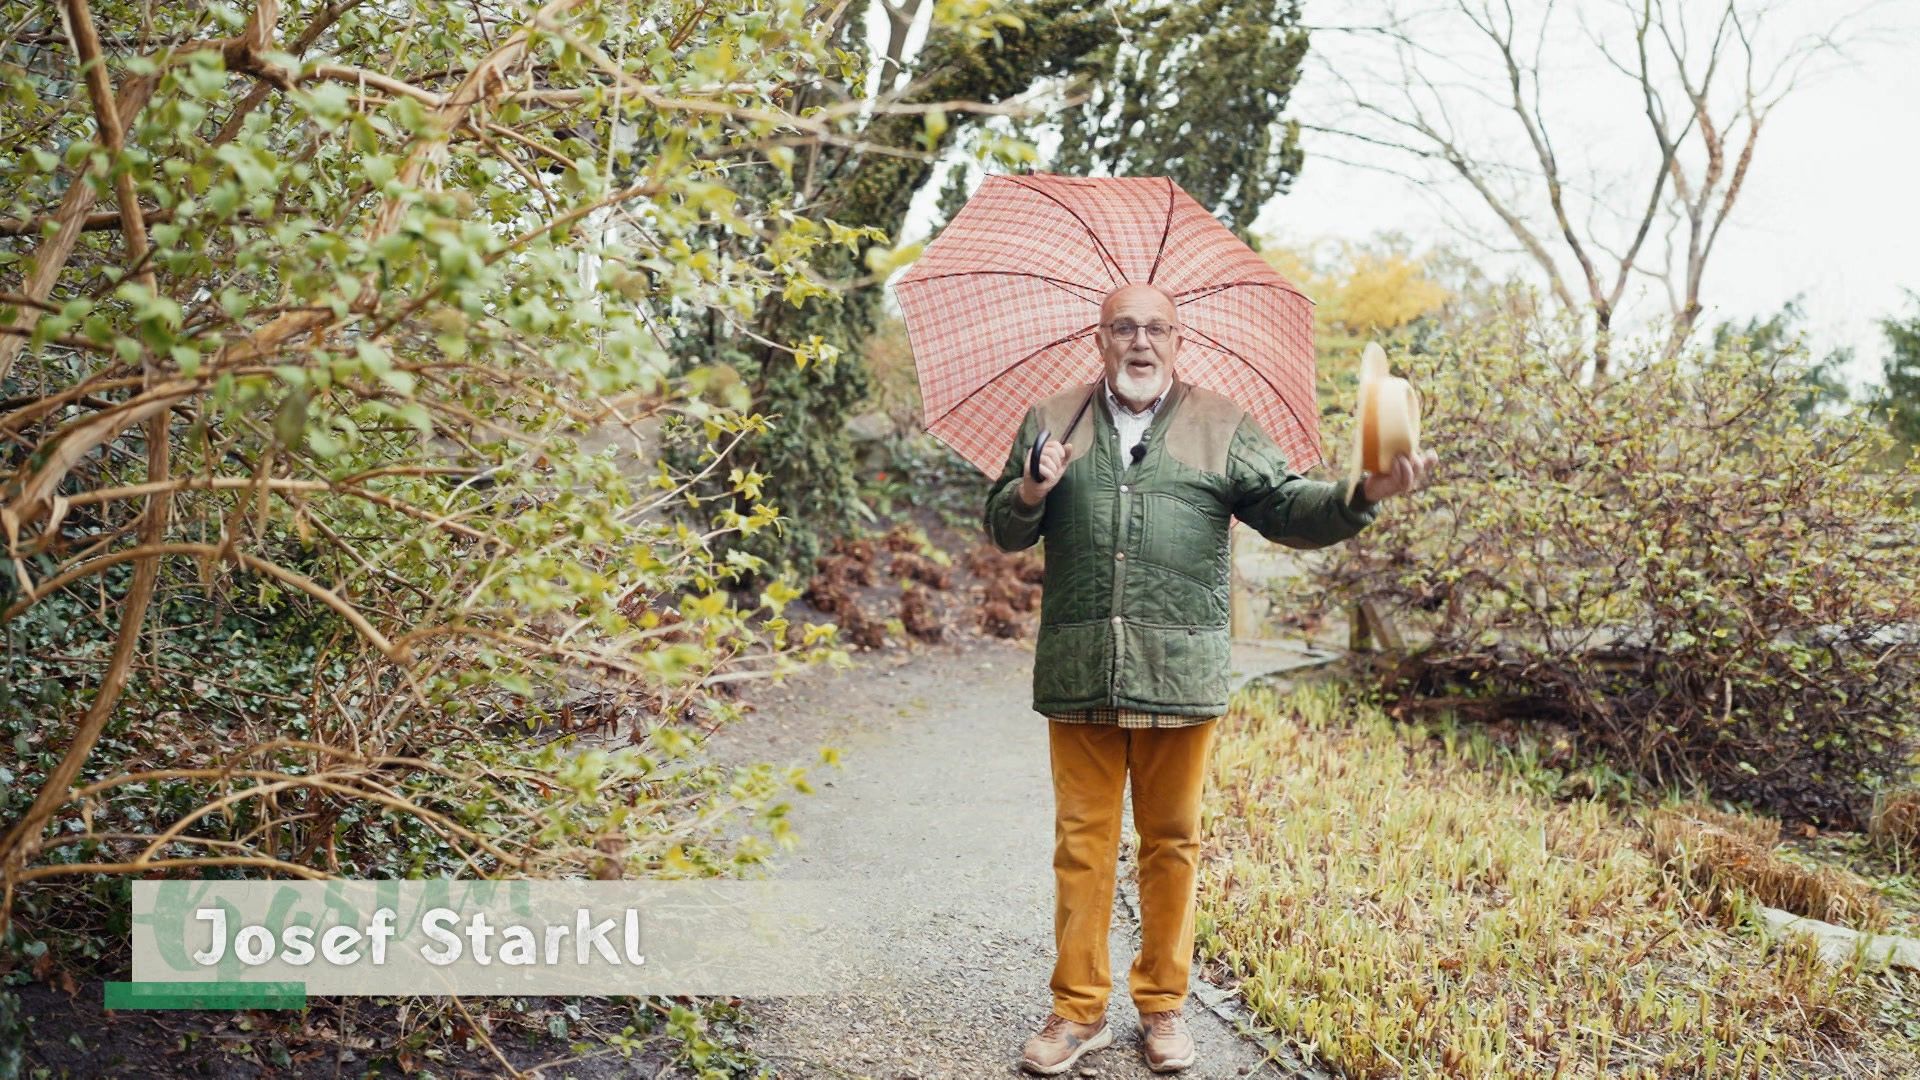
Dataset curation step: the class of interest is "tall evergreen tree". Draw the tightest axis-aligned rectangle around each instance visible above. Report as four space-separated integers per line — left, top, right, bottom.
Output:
708 0 1314 579
1050 0 1310 238
1876 290 1920 447
1709 295 1853 419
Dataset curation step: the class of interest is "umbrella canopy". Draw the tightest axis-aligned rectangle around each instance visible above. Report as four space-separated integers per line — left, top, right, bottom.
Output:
892 172 1321 478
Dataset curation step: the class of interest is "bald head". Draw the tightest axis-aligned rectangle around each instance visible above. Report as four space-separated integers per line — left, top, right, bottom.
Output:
1099 283 1177 325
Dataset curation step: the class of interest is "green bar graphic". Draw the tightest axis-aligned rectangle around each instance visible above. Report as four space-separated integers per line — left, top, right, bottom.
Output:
105 981 306 1010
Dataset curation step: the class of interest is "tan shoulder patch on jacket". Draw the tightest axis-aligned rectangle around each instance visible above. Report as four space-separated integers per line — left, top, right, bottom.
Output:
1034 381 1104 462
1162 382 1245 474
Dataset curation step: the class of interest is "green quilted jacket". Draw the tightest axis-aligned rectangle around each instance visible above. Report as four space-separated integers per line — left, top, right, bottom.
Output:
983 377 1379 716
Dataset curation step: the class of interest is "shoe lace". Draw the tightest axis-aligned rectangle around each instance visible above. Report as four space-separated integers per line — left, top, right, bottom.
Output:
1039 1013 1072 1038
1145 1010 1180 1037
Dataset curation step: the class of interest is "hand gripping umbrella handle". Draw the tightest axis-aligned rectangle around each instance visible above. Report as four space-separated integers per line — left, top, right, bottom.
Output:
1027 428 1052 482
1025 383 1100 483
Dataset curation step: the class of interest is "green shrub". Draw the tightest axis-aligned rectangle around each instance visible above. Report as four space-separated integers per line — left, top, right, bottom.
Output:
1301 327 1920 825
0 0 860 943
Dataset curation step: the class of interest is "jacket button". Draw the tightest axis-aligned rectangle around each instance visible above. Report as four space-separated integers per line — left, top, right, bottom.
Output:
1112 615 1123 625
1119 484 1129 493
1114 551 1125 561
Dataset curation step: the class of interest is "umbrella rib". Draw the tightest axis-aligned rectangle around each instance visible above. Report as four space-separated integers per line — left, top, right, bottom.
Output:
1147 178 1175 284
922 325 1098 429
1180 325 1321 465
894 270 1107 304
1174 279 1313 305
1004 176 1126 288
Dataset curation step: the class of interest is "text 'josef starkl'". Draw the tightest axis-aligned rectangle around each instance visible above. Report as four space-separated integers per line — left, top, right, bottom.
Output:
191 907 648 968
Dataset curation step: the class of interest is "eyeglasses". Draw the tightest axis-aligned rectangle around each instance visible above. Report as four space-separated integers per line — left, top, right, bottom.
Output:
1102 320 1179 341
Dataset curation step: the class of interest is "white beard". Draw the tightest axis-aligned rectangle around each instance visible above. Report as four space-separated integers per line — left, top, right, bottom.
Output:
1112 362 1170 409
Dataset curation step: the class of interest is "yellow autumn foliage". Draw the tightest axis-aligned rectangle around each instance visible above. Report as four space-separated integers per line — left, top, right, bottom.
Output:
1260 236 1452 420
1262 237 1451 337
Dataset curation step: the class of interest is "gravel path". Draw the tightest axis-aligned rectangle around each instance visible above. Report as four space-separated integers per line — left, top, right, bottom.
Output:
699 635 1340 1080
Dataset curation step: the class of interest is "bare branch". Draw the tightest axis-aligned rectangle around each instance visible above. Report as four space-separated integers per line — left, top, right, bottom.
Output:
1311 0 1856 373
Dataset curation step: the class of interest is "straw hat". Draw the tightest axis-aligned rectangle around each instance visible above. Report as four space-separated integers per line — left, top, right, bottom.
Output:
1347 342 1422 490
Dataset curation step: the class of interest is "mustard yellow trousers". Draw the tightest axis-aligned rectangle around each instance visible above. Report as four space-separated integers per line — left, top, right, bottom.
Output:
1046 719 1217 1024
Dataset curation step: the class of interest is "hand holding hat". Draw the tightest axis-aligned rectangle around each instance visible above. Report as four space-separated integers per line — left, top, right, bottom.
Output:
1349 342 1438 504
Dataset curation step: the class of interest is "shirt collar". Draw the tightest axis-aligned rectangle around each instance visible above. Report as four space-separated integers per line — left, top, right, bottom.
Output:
1102 376 1169 420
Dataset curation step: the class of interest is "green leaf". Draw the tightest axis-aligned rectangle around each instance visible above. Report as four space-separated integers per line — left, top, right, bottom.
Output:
363 154 396 188
863 241 923 276
273 387 309 446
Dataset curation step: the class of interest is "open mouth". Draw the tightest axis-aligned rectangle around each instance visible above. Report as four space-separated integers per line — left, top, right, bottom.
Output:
1126 358 1156 372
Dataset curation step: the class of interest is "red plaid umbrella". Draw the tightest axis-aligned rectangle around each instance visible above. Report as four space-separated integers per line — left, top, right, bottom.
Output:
892 172 1321 478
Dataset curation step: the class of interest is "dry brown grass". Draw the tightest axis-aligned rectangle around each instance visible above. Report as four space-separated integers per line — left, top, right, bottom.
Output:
1199 681 1920 1079
1664 801 1781 848
1868 788 1920 860
1649 806 1889 932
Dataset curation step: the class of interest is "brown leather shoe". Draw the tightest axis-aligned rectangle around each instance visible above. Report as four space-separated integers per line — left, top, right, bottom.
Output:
1019 1011 1113 1075
1139 1008 1197 1072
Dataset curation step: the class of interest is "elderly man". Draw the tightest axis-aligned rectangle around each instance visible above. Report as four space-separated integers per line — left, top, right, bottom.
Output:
984 283 1435 1075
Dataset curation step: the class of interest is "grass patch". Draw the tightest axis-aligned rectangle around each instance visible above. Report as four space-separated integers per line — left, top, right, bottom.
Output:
1648 806 1889 932
1869 788 1920 862
1198 680 1920 1078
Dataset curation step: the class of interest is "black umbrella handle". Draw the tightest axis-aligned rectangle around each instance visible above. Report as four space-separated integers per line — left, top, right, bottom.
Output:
1027 428 1052 482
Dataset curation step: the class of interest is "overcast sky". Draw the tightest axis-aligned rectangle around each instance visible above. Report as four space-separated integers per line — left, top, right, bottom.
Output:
884 0 1917 392
1258 0 1920 391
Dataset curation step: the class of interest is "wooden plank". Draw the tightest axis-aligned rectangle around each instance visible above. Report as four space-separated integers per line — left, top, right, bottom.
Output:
1358 599 1404 651
1230 524 1255 638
